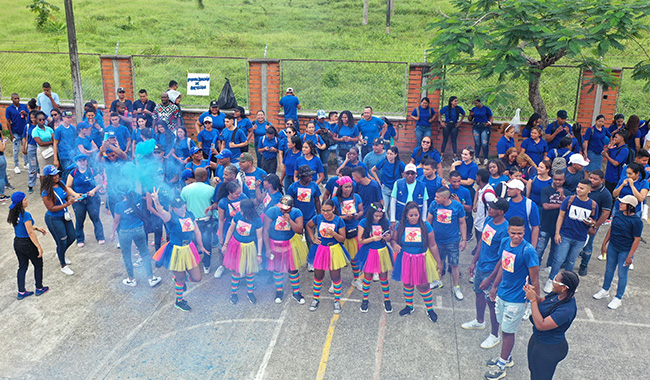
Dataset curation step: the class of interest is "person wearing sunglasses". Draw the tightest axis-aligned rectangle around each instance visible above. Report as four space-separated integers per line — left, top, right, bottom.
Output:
390 163 428 227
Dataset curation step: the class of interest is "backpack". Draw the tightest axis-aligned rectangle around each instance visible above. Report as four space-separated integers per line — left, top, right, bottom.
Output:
480 187 497 214
565 195 598 236
551 149 572 173
507 196 533 232
495 182 508 198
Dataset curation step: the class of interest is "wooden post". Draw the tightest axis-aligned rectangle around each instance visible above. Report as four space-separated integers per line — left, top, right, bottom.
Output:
63 0 84 123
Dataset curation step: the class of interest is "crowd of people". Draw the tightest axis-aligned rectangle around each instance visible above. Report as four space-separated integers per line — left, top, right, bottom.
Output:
3 82 647 380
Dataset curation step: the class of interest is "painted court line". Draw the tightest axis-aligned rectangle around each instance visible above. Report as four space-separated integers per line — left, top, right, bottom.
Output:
253 307 288 380
372 312 388 380
584 307 595 321
315 286 355 380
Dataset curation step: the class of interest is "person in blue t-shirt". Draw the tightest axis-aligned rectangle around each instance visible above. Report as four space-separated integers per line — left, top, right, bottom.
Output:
5 93 29 170
545 180 597 293
481 216 540 379
526 159 552 205
525 270 579 380
612 162 649 217
217 181 250 249
75 123 98 158
603 130 630 193
487 159 509 187
337 147 368 176
288 165 322 246
196 101 226 132
66 154 104 246
464 199 509 348
196 116 219 159
410 135 443 173
418 158 443 209
357 107 387 158
258 126 280 175
469 98 494 164
504 179 540 247
280 134 302 191
439 96 466 157
583 115 611 173
332 110 360 162
545 110 572 150
279 88 301 123
332 176 364 287
252 111 274 168
520 126 548 165
218 115 248 164
171 127 196 165
408 97 438 147
294 141 325 184
372 146 405 212
104 113 131 153
497 124 516 159
53 111 78 175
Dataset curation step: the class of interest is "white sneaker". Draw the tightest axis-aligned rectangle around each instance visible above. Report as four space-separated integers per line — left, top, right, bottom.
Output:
122 278 137 287
14 167 21 174
607 297 622 309
65 257 72 265
23 164 29 169
372 273 380 282
61 266 74 275
593 288 609 300
544 266 551 274
483 158 489 166
469 275 474 283
629 263 634 270
308 263 315 272
461 319 486 330
148 276 162 287
597 254 607 261
543 279 553 294
351 278 364 291
214 265 225 278
430 280 443 289
77 242 85 248
328 283 335 294
480 334 501 349
453 286 464 300
203 265 210 274
133 257 143 267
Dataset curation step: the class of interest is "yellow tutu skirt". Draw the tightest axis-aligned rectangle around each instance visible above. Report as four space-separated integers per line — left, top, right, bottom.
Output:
344 237 359 260
224 240 260 275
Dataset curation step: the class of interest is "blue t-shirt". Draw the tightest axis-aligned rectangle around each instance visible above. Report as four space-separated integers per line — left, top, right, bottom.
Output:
356 116 385 141
232 213 263 244
173 137 196 160
529 177 552 205
279 95 300 120
53 125 78 160
259 135 279 160
75 136 95 155
166 211 197 246
242 168 268 193
456 161 479 183
237 118 254 138
559 196 597 241
398 221 433 254
488 175 509 187
294 155 324 182
90 125 104 149
252 120 272 139
358 218 389 249
301 133 325 148
332 194 363 230
547 147 572 162
471 105 493 124
42 187 68 218
23 124 37 146
218 127 248 162
496 238 539 303
439 105 465 123
218 194 249 235
198 111 226 131
104 125 130 151
196 128 219 156
613 177 649 214
5 103 29 135
266 206 303 241
449 185 473 207
411 106 436 127
411 147 442 166
497 136 515 156
418 175 443 208
545 121 572 150
287 181 322 222
533 294 577 344
333 124 360 141
311 214 346 245
114 197 144 230
476 217 510 273
70 167 96 194
131 128 143 145
609 213 643 252
604 145 629 183
504 197 540 243
283 149 302 180
355 179 382 216
521 138 548 165
262 190 283 212
376 159 405 189
428 200 466 245
14 211 34 238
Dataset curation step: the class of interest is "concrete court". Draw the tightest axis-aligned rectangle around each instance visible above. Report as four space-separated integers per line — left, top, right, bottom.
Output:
1 157 649 380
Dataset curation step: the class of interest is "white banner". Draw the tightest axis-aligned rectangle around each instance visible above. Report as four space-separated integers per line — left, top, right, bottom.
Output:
187 73 210 96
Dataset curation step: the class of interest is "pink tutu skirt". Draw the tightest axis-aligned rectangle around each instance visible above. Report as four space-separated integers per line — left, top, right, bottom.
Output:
267 235 308 272
392 250 438 286
309 244 350 271
223 239 259 275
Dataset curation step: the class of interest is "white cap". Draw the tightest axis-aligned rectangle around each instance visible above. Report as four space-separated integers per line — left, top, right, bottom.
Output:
286 87 294 93
569 154 589 167
203 116 212 123
619 194 639 207
506 179 525 191
404 163 417 173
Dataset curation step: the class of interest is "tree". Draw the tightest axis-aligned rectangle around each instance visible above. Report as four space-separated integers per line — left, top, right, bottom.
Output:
426 0 650 121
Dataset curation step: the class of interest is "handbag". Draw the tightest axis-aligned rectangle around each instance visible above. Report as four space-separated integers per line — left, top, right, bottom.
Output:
346 227 358 239
54 190 72 221
41 146 54 159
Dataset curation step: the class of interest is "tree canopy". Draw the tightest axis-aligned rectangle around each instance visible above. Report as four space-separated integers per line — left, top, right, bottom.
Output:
426 0 650 121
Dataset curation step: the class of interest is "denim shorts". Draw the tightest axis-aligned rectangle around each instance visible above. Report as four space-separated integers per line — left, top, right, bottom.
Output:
437 241 460 266
473 268 493 294
495 296 526 333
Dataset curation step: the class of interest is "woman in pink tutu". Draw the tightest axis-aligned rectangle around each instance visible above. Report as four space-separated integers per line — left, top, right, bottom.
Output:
222 199 263 305
331 176 364 291
263 195 309 304
355 202 393 313
391 201 442 322
306 199 349 314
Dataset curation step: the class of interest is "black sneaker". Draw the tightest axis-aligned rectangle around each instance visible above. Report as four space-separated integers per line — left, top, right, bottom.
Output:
399 306 413 317
360 300 369 313
230 294 239 305
484 368 506 380
579 265 588 277
292 291 306 304
5 183 14 190
247 292 257 304
17 291 34 300
309 299 319 311
427 309 438 322
274 291 284 304
35 286 50 296
175 299 191 312
384 300 393 313
28 187 34 194
0 195 9 201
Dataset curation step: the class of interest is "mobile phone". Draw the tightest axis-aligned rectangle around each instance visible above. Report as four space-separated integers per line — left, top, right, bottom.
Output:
381 230 391 237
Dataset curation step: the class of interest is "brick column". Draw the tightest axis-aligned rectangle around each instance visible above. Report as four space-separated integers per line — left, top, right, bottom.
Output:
576 69 622 127
100 55 135 122
249 59 282 128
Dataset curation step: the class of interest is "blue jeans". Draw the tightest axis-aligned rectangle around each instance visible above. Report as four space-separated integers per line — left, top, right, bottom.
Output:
27 144 39 188
473 123 491 159
283 175 294 193
602 246 631 299
579 230 599 268
535 231 557 268
415 125 432 147
118 225 153 279
550 235 586 280
44 214 76 266
381 184 392 215
72 195 104 243
13 133 27 167
0 155 6 196
437 241 460 266
59 158 74 182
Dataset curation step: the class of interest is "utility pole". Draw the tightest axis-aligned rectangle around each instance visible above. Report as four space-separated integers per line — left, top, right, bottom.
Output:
386 0 391 34
63 0 84 123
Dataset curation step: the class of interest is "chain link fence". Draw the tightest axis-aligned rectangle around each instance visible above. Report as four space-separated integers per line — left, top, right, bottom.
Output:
132 55 248 109
616 67 647 118
0 51 103 102
441 66 583 120
281 59 409 115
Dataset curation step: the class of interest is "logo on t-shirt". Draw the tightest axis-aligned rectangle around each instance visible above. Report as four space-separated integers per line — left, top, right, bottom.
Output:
482 224 496 246
297 187 312 202
341 199 356 215
245 176 256 190
404 227 422 243
236 220 252 236
179 217 194 233
263 193 272 207
502 250 516 273
436 209 452 224
319 222 336 238
371 225 383 237
229 201 241 217
568 204 592 221
275 216 290 231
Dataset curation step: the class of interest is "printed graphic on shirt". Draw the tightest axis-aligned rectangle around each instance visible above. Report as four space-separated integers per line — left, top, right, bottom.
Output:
236 220 252 236
341 199 356 215
548 192 565 204
371 225 383 237
436 209 453 224
319 222 336 238
297 187 312 202
245 176 256 190
179 217 194 232
482 224 497 246
568 204 592 221
405 227 422 243
275 216 290 231
229 201 241 217
502 250 516 273
263 193 272 207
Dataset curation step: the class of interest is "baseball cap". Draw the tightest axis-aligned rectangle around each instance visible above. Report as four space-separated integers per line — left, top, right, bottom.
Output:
487 198 509 212
169 197 185 208
404 163 417 173
619 194 639 207
373 137 384 145
279 195 294 209
181 169 194 181
189 146 201 156
117 87 125 93
210 100 219 108
317 110 327 119
216 149 232 160
569 154 589 167
9 192 26 210
506 179 525 191
153 144 164 153
106 131 117 138
61 110 73 117
203 116 213 124
43 165 60 176
240 153 254 162
298 165 315 177
557 110 568 119
286 87 294 93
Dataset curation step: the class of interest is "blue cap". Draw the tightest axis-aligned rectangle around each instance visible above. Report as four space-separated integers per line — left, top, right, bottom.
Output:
216 149 232 159
9 192 26 210
43 165 60 176
74 154 89 161
189 146 201 156
181 169 194 181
